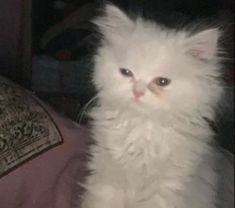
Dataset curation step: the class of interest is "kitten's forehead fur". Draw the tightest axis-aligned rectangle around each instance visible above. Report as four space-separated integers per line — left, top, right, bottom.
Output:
94 4 220 59
93 4 223 120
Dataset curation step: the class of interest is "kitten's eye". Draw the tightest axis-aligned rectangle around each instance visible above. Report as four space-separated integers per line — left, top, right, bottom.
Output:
155 77 171 87
120 68 134 77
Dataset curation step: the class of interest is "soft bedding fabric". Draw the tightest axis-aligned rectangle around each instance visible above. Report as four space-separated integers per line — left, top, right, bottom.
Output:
0 76 88 208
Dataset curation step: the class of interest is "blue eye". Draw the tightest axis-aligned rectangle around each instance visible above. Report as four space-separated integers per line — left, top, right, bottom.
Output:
120 68 134 77
155 77 171 87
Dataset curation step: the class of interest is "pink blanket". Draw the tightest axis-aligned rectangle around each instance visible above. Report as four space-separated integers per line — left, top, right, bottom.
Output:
0 108 88 208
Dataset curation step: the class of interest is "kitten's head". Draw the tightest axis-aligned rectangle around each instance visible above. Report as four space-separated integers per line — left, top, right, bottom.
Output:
93 4 223 121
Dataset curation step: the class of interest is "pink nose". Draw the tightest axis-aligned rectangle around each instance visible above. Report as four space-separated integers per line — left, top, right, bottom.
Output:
133 90 145 98
132 80 146 99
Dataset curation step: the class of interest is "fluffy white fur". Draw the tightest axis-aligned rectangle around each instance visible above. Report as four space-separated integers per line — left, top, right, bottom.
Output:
78 4 231 208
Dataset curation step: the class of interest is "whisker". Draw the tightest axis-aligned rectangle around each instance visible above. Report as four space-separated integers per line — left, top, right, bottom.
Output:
76 94 98 124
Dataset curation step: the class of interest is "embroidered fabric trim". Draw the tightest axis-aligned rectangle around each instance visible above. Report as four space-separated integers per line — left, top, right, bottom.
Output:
0 77 63 177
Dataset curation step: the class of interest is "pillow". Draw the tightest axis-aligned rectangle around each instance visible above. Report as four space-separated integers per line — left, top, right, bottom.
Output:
0 76 89 208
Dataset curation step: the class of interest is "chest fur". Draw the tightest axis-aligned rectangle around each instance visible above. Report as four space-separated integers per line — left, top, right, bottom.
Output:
93 110 209 174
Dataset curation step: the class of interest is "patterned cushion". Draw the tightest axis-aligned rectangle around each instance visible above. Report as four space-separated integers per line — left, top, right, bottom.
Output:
0 76 63 177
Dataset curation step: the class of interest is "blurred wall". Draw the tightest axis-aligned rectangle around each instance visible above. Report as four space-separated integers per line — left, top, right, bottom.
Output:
0 0 22 81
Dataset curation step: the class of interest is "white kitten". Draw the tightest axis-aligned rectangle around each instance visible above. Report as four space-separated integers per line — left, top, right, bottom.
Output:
78 4 233 208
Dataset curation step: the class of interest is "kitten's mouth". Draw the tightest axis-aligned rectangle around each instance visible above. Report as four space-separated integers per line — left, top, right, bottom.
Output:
133 97 143 103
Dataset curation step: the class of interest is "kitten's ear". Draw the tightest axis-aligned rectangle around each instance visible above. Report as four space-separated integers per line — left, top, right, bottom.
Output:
185 29 220 61
93 4 134 39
